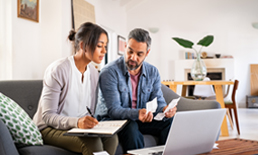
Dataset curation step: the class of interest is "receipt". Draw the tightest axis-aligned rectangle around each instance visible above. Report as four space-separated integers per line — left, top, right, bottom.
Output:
163 97 180 113
146 97 157 113
153 113 166 121
154 97 180 121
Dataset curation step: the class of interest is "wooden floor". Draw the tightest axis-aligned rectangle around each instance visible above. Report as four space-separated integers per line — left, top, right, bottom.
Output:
219 108 258 141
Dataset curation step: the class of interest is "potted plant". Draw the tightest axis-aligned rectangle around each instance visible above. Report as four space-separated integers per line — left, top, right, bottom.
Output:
172 35 214 81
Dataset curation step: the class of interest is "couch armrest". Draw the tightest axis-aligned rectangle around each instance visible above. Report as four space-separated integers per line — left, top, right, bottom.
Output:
161 84 221 111
0 119 19 155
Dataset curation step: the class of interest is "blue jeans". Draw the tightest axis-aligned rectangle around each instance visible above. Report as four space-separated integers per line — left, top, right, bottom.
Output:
118 118 173 153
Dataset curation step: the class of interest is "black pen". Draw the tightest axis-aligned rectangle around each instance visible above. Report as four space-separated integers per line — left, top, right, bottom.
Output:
86 106 95 118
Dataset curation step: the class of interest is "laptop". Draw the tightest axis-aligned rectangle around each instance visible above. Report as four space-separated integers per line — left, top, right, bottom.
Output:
128 109 226 155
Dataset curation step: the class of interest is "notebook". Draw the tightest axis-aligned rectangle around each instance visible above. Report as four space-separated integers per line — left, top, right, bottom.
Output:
128 109 226 155
64 120 127 137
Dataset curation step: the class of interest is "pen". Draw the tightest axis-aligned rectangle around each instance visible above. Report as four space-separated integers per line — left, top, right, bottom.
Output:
86 106 95 118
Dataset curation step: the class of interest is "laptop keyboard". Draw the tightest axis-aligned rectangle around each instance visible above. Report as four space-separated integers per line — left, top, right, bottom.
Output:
148 151 163 155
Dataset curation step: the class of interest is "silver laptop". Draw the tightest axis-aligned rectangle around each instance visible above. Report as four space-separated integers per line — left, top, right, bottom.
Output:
128 109 226 155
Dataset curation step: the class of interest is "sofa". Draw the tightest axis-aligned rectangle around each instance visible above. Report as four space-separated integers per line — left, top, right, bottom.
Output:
0 80 221 155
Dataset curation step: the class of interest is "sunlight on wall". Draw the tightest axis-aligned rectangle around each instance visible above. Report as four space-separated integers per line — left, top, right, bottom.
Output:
0 0 12 80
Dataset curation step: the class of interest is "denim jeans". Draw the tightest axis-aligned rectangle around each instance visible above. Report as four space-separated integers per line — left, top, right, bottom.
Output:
118 118 173 153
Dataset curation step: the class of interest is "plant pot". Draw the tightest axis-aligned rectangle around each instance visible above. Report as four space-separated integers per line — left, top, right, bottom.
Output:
191 52 207 81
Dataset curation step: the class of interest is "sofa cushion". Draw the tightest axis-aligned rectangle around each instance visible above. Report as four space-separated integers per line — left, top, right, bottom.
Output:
0 92 43 145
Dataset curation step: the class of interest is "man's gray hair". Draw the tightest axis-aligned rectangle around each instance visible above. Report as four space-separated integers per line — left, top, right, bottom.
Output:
128 28 151 51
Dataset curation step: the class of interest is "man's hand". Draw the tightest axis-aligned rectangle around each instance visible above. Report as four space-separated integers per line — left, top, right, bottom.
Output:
77 116 98 129
163 105 177 118
138 109 153 123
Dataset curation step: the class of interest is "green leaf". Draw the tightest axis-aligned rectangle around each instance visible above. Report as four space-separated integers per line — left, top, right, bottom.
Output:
197 35 214 47
172 37 194 49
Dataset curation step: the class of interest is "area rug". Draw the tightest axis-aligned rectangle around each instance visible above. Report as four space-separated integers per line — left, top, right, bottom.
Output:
200 138 258 155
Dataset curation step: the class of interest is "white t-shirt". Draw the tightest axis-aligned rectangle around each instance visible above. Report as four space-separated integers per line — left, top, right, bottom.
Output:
60 56 92 117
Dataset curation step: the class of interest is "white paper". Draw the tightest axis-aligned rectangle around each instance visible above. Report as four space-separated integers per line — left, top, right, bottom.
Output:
164 97 180 113
93 151 110 155
153 113 166 121
154 97 180 121
67 120 127 135
146 97 157 113
213 143 219 149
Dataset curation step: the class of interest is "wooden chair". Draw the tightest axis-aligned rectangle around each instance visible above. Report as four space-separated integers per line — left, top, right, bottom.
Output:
224 79 240 135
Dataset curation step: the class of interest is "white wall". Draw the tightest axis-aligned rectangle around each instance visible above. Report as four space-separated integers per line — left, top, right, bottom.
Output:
126 0 258 107
38 0 71 79
86 0 127 64
0 0 127 80
0 0 71 80
0 0 12 79
86 0 127 37
1 0 258 107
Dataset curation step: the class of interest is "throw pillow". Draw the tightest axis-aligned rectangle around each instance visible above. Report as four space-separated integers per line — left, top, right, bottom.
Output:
0 92 43 145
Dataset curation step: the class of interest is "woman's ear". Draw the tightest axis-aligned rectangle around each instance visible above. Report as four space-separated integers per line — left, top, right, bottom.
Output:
79 41 85 52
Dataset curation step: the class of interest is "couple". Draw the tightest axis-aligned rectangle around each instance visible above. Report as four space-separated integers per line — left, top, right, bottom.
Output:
33 22 177 155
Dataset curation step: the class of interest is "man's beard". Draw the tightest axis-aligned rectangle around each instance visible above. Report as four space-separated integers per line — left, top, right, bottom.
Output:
126 59 144 71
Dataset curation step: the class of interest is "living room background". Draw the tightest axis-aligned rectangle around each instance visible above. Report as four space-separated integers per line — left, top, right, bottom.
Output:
0 0 258 108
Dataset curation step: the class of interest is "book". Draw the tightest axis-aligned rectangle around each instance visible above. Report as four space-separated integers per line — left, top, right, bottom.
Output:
64 120 128 137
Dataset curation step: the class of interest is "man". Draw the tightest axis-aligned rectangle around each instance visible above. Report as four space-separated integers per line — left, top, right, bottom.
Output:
96 28 177 153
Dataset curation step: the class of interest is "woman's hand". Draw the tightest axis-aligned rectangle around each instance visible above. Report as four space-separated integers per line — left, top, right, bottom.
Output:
77 116 99 129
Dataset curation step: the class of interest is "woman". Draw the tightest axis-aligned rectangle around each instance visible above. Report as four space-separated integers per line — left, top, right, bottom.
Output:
33 22 118 155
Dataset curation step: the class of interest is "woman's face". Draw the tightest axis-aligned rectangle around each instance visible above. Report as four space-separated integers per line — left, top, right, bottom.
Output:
87 33 108 64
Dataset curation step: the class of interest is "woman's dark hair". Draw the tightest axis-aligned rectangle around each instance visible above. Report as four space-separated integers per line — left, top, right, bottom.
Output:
68 22 108 55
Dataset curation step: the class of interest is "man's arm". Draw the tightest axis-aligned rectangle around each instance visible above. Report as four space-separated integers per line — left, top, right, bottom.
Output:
147 68 177 119
99 68 139 120
154 70 177 118
150 69 168 114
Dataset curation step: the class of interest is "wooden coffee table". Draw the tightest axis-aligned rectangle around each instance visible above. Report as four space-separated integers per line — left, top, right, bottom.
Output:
200 138 258 154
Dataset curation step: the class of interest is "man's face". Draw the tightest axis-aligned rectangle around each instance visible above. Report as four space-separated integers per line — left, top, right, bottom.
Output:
125 38 150 71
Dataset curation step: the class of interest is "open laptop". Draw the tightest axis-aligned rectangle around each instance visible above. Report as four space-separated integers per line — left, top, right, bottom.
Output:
128 109 226 155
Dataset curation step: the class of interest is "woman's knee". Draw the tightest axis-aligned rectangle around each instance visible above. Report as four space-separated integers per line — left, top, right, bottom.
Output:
102 134 119 155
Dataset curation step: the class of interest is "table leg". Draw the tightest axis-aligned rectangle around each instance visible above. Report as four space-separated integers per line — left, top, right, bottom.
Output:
169 84 177 93
214 85 229 136
181 85 187 97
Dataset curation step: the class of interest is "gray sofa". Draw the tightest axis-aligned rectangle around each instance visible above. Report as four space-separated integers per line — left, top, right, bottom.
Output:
0 80 220 155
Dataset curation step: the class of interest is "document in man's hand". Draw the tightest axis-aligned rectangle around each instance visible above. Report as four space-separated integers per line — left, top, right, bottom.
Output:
64 120 127 137
154 97 180 121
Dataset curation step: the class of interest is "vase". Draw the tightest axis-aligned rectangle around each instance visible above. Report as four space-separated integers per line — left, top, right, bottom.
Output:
191 52 207 81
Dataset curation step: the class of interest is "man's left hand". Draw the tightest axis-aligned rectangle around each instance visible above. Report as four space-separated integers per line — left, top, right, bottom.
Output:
163 106 177 118
145 111 153 122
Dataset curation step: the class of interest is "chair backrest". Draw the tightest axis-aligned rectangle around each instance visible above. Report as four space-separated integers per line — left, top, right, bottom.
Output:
193 77 216 97
231 80 239 105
